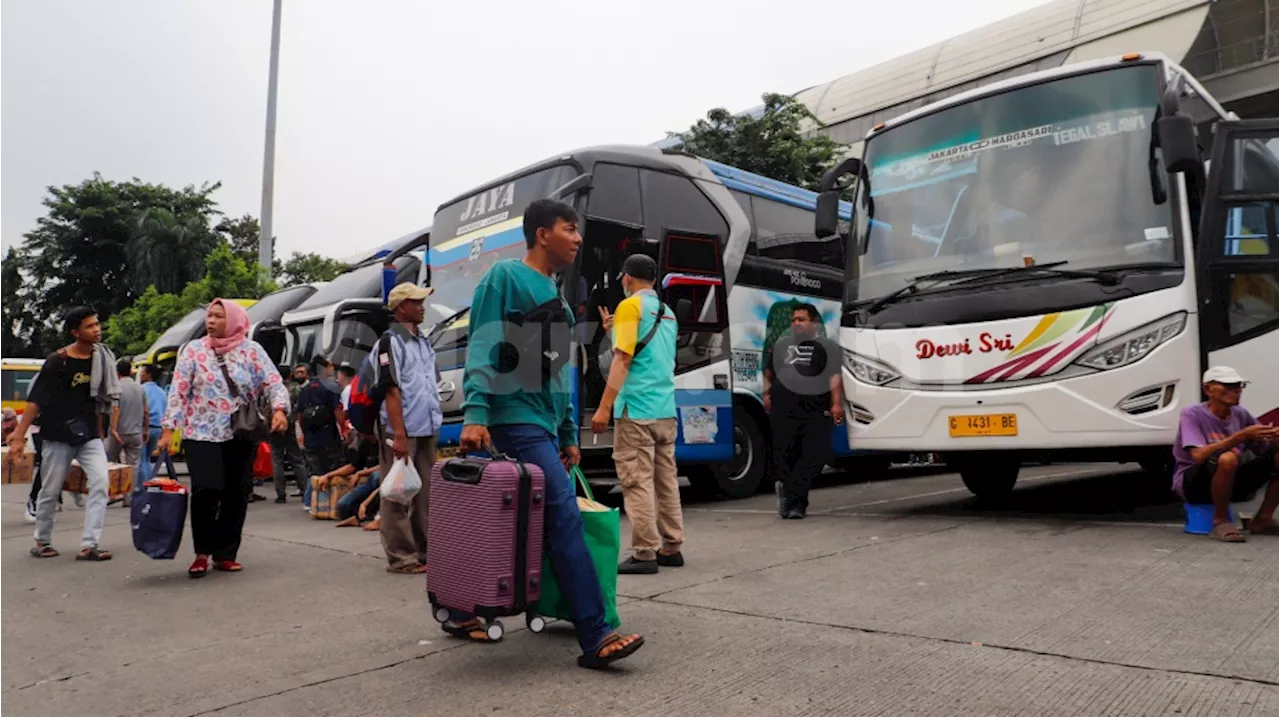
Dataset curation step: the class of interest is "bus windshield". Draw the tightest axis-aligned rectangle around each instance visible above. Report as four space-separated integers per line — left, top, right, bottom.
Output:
429 165 577 314
145 307 205 355
852 64 1173 304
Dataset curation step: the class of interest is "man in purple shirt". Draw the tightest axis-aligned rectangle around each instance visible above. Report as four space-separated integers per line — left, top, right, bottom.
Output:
1172 366 1278 542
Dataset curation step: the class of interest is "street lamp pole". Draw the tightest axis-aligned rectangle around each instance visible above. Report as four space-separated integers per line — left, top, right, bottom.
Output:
258 0 283 270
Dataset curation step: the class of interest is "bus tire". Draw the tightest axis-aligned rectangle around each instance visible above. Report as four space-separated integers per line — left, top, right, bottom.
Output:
959 461 1019 500
690 404 766 500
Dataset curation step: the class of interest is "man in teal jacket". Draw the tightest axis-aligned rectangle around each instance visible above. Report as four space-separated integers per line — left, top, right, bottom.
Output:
457 198 644 670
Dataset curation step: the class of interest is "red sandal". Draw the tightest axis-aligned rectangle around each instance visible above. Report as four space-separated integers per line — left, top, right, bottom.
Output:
213 559 243 572
188 556 210 578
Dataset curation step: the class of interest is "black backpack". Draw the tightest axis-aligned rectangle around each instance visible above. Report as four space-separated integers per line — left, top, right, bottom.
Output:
298 378 336 431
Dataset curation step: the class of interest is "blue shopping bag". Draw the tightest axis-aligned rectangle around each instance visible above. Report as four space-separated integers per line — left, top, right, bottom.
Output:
131 482 189 560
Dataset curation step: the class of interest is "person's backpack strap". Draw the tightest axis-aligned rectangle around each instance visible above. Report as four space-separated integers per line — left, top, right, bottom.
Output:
632 300 667 359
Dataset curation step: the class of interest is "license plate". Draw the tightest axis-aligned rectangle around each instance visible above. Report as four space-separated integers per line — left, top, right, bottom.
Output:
949 413 1018 437
437 445 460 458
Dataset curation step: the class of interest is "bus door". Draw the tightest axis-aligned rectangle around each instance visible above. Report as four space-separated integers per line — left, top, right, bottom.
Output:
1196 118 1279 423
657 229 734 463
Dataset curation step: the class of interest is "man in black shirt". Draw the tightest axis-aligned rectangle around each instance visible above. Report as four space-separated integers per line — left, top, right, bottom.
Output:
763 304 846 520
297 357 347 510
7 307 117 560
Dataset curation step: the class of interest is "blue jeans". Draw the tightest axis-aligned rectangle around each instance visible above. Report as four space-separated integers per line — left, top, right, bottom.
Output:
337 472 380 520
452 425 611 654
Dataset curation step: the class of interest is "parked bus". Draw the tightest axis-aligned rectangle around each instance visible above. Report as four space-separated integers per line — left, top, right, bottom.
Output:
277 229 447 371
813 52 1278 498
412 145 881 498
1 359 44 415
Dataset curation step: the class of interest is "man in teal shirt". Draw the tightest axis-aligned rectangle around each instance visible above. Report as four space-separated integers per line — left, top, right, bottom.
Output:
591 254 683 575
457 198 644 670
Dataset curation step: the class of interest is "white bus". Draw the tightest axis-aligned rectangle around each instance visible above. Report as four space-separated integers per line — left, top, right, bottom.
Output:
416 146 883 498
814 52 1278 498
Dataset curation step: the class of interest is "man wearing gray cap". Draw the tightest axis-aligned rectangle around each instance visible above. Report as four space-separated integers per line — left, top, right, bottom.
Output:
1172 366 1278 542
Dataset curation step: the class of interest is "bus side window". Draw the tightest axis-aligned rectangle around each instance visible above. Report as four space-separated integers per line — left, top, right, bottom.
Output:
753 197 845 268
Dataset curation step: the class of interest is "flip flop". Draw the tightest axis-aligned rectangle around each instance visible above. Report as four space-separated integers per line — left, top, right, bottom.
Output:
386 563 425 574
30 544 58 558
578 633 644 670
1210 523 1247 543
75 547 113 561
213 559 243 572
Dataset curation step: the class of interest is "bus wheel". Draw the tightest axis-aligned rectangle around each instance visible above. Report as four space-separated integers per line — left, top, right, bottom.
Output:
693 405 765 500
959 461 1019 500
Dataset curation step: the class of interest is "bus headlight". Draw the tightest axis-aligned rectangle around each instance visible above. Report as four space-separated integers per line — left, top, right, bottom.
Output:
844 349 901 386
1075 312 1186 371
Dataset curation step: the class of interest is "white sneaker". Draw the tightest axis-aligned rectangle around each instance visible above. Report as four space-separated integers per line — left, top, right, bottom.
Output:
24 501 36 524
72 493 84 508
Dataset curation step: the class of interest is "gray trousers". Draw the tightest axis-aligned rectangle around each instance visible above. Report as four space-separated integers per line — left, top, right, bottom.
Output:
35 438 109 549
377 434 435 569
269 433 307 498
107 433 144 484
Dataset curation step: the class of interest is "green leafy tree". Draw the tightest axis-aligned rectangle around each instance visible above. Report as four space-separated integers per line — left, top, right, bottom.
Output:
279 252 350 287
129 208 220 295
3 174 223 356
104 244 276 357
216 214 283 276
669 93 846 190
0 248 36 355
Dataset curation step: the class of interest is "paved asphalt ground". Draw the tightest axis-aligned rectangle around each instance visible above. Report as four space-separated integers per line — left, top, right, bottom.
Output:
3 463 1276 717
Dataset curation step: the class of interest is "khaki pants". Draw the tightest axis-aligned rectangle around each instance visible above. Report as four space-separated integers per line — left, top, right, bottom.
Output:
613 415 682 561
377 433 435 570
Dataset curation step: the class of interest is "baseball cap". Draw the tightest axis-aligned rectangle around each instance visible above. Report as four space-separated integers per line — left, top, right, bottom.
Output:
1202 366 1247 385
621 254 658 282
386 283 433 310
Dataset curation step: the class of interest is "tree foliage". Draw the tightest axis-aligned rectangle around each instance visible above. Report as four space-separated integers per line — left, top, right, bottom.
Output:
279 252 350 287
2 174 223 356
216 214 283 276
669 93 846 191
103 244 276 357
2 173 349 358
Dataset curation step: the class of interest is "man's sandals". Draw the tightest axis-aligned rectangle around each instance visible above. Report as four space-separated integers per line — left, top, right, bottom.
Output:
442 619 644 669
1210 523 1248 542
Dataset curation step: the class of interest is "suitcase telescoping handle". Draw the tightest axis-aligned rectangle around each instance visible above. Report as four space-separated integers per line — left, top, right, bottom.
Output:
443 442 511 484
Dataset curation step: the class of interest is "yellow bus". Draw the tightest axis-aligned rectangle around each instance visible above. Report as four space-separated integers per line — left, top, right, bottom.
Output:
1 358 45 415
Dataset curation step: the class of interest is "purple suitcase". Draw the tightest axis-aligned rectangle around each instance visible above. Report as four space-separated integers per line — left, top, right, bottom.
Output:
427 455 547 640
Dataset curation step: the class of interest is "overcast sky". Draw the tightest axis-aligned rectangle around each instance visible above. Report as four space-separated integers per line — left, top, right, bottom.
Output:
2 0 1046 261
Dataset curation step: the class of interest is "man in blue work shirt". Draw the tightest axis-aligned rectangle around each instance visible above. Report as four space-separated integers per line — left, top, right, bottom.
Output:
376 283 442 574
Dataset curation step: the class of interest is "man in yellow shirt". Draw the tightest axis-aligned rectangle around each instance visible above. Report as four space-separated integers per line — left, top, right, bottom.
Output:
592 254 684 575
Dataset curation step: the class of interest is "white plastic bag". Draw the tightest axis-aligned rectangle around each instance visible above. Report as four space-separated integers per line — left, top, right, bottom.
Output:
379 457 422 504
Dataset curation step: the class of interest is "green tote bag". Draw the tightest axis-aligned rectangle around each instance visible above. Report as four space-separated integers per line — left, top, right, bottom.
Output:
536 466 622 628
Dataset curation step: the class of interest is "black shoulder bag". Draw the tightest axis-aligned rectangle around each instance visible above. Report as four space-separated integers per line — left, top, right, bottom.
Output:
217 355 269 443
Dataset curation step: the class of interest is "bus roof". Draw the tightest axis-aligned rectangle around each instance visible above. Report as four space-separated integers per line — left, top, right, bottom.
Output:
436 144 852 218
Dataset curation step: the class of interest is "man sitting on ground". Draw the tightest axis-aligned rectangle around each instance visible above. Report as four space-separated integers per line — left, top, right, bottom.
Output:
1172 366 1278 542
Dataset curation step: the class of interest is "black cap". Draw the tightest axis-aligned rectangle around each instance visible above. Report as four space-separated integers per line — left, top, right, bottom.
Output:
622 253 657 282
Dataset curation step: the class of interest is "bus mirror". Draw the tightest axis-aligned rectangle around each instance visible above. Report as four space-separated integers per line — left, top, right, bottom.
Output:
550 173 593 201
815 190 842 239
1157 115 1200 176
675 298 693 325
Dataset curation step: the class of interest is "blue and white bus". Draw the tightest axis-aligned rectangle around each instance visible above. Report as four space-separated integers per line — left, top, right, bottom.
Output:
409 145 887 498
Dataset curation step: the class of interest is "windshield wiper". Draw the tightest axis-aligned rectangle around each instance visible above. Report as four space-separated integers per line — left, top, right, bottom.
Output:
427 306 471 341
937 261 1130 289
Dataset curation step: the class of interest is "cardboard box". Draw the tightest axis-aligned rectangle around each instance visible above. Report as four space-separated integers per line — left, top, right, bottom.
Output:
310 474 368 520
1 447 36 484
64 461 133 498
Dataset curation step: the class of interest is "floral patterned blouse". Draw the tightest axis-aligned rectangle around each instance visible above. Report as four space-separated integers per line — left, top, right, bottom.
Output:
162 340 290 443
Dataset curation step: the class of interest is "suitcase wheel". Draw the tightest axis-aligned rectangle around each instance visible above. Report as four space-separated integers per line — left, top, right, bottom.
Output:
487 621 505 642
526 614 546 634
433 607 451 624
